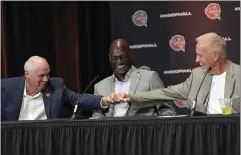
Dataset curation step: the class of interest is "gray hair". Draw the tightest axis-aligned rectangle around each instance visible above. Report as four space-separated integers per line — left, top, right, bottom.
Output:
24 59 35 72
24 56 47 72
196 32 227 57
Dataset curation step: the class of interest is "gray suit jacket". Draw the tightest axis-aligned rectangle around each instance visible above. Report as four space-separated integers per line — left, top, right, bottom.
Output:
130 61 241 113
92 66 176 117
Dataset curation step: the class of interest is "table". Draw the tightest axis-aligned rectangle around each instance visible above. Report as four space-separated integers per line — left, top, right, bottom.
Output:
1 114 240 155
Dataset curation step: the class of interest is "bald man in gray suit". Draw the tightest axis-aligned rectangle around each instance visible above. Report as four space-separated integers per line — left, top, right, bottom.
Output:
92 39 176 117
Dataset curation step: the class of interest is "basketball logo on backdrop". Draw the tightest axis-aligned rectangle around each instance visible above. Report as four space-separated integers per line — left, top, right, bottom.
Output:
223 37 232 42
205 3 221 20
169 35 185 52
132 10 148 27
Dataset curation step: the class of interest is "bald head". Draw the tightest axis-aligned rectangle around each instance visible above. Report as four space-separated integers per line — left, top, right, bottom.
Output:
109 39 130 55
196 32 227 57
24 56 49 72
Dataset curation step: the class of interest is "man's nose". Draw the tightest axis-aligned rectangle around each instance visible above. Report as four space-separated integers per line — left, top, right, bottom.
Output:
195 56 199 62
43 76 49 82
116 57 123 64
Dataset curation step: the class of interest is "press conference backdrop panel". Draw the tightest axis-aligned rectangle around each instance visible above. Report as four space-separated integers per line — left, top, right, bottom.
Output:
110 1 240 86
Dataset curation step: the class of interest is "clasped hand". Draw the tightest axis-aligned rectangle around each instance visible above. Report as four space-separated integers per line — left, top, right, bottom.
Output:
101 93 131 106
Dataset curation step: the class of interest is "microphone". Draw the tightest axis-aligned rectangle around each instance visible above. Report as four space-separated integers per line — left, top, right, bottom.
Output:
189 67 212 116
71 75 99 120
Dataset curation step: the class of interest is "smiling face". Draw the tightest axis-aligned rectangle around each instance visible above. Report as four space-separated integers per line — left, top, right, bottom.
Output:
195 40 221 72
195 44 215 69
109 39 132 80
25 57 50 94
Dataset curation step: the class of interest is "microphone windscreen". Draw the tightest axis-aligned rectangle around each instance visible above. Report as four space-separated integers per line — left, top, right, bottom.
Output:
208 67 212 71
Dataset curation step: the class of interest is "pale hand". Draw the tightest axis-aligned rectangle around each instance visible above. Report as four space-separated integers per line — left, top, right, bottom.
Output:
101 93 117 106
116 92 131 102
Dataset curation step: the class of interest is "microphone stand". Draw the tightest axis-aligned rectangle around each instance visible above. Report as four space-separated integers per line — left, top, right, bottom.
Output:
71 75 99 120
71 102 90 120
189 67 212 116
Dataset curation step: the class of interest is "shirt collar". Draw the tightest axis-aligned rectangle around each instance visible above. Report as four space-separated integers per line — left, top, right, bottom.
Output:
113 66 134 82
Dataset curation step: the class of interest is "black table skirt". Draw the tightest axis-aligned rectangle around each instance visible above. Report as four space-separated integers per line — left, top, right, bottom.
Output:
1 115 240 155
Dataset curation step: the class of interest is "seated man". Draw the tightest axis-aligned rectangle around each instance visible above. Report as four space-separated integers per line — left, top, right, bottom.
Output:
1 56 115 121
117 32 240 114
92 39 176 117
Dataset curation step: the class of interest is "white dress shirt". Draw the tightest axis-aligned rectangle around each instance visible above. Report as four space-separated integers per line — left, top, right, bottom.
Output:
112 67 134 117
18 82 47 120
207 71 226 114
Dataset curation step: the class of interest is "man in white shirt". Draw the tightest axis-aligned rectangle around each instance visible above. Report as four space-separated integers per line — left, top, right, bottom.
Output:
1 56 116 121
117 32 240 114
92 39 176 117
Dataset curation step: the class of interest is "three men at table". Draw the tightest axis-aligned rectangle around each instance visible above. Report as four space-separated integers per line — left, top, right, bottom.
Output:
2 32 240 121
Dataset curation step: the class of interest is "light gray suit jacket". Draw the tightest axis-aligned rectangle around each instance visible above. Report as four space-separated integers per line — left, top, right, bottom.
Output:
92 66 176 117
130 61 240 113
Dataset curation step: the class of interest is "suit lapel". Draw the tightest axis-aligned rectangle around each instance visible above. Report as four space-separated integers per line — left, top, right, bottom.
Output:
224 61 235 98
43 91 51 119
129 69 140 94
41 82 53 119
106 77 114 95
104 77 114 117
127 68 140 116
11 77 25 120
197 73 212 106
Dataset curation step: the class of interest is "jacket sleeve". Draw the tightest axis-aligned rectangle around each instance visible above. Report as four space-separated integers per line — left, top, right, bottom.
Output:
131 70 194 105
91 84 106 117
62 85 103 110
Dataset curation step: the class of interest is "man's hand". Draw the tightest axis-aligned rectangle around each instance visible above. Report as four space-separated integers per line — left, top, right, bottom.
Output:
101 93 117 107
116 92 131 102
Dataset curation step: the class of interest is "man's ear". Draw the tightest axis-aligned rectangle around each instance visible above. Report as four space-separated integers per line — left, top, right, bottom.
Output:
25 71 29 78
213 52 219 61
108 54 111 63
